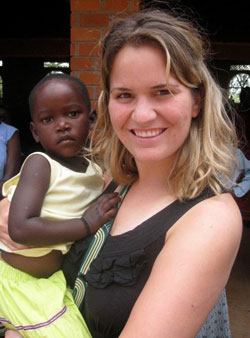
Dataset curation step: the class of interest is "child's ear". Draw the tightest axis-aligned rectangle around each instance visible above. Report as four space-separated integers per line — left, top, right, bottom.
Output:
30 121 40 143
89 109 97 131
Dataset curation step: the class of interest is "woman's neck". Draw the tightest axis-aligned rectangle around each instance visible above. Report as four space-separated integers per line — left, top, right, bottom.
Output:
110 160 176 236
135 158 175 188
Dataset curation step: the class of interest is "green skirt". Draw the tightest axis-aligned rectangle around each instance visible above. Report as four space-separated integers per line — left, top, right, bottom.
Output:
0 259 91 338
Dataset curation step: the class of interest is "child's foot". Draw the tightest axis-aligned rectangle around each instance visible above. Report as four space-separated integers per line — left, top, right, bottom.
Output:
5 331 23 338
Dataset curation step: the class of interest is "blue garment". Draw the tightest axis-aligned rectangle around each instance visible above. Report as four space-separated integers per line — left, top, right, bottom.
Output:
0 122 18 179
233 148 250 197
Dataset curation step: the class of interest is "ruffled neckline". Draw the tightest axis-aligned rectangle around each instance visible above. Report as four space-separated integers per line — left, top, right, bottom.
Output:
84 248 147 288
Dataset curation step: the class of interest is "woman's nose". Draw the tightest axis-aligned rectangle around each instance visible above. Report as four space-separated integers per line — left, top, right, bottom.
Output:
132 97 157 124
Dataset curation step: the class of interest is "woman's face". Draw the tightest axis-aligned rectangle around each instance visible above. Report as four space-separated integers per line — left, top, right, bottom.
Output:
108 44 200 168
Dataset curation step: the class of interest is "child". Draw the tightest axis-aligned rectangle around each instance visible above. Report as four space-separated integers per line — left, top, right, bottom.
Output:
0 106 22 199
0 73 120 337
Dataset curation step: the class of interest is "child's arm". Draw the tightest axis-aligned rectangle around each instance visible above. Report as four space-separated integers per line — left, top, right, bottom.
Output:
8 154 120 246
0 198 30 250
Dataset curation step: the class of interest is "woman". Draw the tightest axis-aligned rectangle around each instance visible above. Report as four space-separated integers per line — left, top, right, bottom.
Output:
0 9 242 338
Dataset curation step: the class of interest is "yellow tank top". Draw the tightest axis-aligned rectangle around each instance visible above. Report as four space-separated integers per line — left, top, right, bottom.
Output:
1 152 104 257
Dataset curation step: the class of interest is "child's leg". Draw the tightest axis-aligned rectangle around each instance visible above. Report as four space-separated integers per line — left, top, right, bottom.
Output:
0 260 91 338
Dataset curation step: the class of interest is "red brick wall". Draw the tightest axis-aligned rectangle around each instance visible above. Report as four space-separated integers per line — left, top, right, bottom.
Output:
70 0 139 108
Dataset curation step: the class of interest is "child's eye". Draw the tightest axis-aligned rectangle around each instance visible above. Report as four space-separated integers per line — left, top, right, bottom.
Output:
69 111 79 118
41 117 52 124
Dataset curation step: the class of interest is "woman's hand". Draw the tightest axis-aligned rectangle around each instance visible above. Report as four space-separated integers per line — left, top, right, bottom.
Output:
0 198 30 251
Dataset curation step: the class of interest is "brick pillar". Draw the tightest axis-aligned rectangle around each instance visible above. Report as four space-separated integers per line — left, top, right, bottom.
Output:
70 0 139 108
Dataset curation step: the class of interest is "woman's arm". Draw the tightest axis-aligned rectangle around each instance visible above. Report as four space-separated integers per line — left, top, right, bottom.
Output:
0 131 22 199
119 193 242 338
8 154 120 246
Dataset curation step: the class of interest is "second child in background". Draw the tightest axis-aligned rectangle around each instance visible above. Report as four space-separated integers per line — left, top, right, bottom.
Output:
0 106 22 199
0 73 120 337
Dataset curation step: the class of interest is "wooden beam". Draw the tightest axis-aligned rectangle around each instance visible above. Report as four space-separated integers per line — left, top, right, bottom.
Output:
211 42 250 62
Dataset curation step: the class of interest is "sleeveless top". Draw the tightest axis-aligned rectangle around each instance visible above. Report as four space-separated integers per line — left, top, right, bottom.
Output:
1 152 104 257
81 188 232 338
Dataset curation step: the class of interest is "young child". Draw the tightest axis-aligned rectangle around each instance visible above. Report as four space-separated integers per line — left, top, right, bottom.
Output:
0 73 120 337
0 106 22 199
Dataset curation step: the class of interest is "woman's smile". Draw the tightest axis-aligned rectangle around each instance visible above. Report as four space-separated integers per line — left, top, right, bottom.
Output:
131 128 166 138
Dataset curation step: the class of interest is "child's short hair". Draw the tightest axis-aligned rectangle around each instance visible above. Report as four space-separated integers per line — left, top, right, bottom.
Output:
29 73 91 119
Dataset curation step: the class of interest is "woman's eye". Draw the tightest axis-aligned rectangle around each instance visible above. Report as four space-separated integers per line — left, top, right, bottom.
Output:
117 93 131 99
157 89 170 96
69 111 79 118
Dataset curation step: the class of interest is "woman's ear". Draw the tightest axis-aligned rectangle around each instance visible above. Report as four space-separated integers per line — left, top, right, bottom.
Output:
89 109 97 131
192 87 203 118
30 121 40 143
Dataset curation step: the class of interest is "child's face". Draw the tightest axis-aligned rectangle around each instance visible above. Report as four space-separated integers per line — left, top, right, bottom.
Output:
30 79 89 158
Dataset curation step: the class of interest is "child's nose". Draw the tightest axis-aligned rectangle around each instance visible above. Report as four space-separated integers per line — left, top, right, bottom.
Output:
56 118 70 131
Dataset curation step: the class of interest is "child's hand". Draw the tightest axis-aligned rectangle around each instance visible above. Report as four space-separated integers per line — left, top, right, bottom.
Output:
81 192 121 235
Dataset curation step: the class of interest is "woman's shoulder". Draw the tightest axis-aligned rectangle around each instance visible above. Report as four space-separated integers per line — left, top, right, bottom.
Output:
167 192 242 252
193 192 242 228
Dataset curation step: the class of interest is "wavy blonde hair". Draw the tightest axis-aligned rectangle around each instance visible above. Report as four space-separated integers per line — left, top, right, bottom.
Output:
91 10 238 200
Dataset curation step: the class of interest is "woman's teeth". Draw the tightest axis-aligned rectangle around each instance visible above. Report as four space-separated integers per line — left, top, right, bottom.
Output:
133 128 164 137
